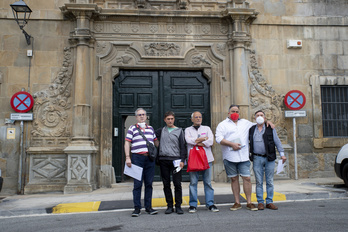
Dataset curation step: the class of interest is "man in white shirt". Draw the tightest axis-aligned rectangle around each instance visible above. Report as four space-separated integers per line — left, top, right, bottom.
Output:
215 104 258 211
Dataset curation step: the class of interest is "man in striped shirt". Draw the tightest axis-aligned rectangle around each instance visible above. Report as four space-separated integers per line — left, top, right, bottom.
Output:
125 108 159 217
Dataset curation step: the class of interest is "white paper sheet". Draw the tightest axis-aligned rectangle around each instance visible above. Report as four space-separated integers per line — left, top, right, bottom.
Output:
277 160 285 174
173 159 181 167
124 163 143 181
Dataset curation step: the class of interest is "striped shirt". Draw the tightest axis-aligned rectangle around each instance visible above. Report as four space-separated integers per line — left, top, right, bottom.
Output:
125 124 157 154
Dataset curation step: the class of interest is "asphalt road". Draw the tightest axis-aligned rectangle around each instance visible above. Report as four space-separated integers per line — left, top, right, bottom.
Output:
1 198 347 232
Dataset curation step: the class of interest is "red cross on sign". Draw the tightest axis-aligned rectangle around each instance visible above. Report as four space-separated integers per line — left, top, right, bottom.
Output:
284 90 306 110
10 91 34 113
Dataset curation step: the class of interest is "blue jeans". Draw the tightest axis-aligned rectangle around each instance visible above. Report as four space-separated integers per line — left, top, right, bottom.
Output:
253 156 275 205
189 162 214 208
131 153 155 209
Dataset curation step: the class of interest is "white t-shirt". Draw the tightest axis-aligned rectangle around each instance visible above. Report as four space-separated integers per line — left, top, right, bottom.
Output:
215 118 254 163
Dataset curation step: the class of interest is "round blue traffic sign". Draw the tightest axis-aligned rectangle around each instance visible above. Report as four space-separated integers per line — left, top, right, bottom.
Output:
10 91 34 113
284 90 306 110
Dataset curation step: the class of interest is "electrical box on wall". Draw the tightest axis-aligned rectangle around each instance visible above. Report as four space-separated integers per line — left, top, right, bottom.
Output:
287 40 302 49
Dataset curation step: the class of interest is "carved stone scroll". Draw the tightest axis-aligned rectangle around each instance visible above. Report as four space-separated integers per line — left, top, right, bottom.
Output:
248 50 287 138
31 48 73 140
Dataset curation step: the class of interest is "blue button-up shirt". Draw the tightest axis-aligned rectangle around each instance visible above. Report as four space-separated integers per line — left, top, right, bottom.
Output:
252 124 285 157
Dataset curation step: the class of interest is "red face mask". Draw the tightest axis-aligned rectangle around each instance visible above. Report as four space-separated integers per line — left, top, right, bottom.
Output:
230 113 239 121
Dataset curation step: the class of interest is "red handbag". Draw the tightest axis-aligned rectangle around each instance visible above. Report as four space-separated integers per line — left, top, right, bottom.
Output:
187 146 210 172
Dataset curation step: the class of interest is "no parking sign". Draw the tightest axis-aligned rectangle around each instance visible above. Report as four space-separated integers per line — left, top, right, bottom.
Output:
10 91 34 113
284 90 306 110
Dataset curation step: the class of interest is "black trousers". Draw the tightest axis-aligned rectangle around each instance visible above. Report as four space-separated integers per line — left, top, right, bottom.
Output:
159 160 182 207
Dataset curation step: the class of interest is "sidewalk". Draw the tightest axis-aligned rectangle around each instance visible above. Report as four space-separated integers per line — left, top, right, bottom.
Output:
0 177 347 217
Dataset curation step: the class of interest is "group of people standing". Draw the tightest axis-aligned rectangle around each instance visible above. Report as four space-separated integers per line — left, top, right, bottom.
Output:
124 105 286 217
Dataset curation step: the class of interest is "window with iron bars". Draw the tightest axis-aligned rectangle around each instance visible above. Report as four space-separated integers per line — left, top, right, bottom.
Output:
321 86 348 137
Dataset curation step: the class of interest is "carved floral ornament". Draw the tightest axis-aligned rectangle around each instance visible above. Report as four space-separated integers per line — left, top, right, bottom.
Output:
144 42 181 57
248 50 287 138
31 48 73 138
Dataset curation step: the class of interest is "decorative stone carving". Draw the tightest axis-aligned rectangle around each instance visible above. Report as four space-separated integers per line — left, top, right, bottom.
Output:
94 23 103 32
220 23 229 34
248 50 286 137
202 24 211 34
131 23 140 33
136 0 146 9
167 24 176 33
178 0 188 10
70 155 89 181
96 41 107 55
184 24 194 34
192 54 211 66
144 42 181 56
116 55 133 64
203 68 212 83
31 48 73 139
216 43 227 56
149 24 158 34
31 156 66 181
112 24 122 33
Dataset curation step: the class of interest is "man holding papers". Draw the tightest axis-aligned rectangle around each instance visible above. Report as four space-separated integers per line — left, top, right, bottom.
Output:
215 105 258 211
249 110 287 210
125 108 159 217
156 111 187 215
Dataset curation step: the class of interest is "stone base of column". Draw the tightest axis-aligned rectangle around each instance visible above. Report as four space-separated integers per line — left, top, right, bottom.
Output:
25 184 65 194
97 165 116 188
64 184 94 194
64 144 97 194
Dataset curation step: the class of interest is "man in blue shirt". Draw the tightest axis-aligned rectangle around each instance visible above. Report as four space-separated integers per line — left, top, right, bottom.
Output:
249 110 287 210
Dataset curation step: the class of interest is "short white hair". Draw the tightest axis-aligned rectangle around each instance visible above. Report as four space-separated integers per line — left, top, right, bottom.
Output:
191 111 201 119
135 108 146 116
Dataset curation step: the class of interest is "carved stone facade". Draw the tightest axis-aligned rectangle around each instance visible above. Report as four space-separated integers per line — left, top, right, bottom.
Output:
1 0 348 194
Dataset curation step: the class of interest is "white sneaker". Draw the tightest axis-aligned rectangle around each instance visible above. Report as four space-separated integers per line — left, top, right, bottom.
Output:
188 206 197 213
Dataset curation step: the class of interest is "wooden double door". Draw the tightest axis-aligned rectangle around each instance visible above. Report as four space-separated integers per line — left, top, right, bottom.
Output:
113 70 210 182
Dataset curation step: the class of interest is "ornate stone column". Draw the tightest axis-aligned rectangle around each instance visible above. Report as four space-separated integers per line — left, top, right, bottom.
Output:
225 0 258 118
61 3 99 193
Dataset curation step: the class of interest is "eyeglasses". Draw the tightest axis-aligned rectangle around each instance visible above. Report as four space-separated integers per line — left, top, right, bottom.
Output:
230 111 239 113
194 116 202 119
137 114 146 117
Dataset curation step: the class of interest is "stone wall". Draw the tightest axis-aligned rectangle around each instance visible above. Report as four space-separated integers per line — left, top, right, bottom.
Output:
0 0 70 194
248 0 348 178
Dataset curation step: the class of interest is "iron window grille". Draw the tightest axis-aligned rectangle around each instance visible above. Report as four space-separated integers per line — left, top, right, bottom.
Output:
321 86 348 137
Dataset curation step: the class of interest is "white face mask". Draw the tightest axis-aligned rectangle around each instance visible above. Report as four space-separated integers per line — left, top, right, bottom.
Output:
138 122 146 128
256 116 265 125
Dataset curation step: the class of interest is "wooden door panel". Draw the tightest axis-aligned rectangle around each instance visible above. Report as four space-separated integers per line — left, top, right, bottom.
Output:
113 70 210 182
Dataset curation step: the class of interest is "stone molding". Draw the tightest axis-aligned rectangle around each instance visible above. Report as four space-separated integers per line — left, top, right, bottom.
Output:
92 0 229 11
310 74 348 148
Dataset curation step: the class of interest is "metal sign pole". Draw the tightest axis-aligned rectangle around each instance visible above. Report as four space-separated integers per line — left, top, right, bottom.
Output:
293 117 298 180
18 120 24 194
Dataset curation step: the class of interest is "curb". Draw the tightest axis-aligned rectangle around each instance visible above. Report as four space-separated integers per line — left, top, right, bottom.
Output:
49 191 346 214
0 190 346 217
